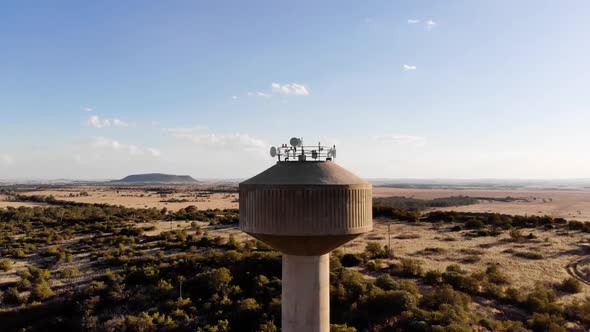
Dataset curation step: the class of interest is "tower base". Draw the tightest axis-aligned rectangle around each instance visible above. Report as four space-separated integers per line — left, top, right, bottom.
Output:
282 254 329 332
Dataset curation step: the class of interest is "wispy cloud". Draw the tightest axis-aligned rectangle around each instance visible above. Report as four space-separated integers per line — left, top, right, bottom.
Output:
403 64 417 71
247 91 271 98
88 115 111 128
271 82 310 96
164 127 266 152
374 134 426 145
407 19 420 24
113 119 128 127
231 95 238 100
1 154 14 165
426 20 437 30
88 137 160 157
83 107 93 112
87 115 129 128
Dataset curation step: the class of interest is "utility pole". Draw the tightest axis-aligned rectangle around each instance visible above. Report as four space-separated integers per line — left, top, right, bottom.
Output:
388 223 391 251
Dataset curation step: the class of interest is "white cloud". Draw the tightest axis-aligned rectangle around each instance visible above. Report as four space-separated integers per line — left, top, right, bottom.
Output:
426 20 436 30
271 82 310 96
147 148 161 157
87 115 129 128
374 134 426 145
89 137 160 157
403 64 417 70
164 127 266 152
407 19 420 24
1 154 14 165
247 91 271 98
88 115 110 128
83 107 93 112
113 119 129 127
231 95 238 100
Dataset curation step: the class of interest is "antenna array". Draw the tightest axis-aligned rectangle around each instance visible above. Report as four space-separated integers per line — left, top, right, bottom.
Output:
270 137 336 162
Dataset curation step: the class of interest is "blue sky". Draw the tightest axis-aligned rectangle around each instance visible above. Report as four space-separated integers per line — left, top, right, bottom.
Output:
0 1 589 180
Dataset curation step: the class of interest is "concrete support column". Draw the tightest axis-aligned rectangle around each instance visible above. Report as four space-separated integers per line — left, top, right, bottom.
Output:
282 254 330 332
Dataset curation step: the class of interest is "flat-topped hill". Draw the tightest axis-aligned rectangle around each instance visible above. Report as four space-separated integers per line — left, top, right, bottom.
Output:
114 173 200 184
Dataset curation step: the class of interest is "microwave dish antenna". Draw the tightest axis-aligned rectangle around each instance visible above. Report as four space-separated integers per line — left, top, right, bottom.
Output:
289 137 302 148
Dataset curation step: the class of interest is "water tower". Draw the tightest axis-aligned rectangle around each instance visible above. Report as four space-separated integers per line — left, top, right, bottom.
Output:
239 138 372 332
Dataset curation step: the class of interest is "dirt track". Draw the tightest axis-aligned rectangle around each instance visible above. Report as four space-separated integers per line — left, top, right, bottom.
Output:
566 255 590 286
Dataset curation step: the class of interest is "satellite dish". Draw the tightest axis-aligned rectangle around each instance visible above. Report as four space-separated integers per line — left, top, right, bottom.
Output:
270 146 277 157
289 137 302 148
328 148 337 159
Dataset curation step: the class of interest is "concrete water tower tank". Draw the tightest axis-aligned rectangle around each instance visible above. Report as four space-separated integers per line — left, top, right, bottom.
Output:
239 138 372 332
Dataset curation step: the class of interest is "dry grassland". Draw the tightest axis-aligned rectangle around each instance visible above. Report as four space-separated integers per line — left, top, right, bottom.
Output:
14 186 238 211
374 187 590 221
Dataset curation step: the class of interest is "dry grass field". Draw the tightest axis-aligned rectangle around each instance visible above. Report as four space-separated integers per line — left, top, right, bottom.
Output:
344 219 590 301
11 186 238 211
374 187 590 221
4 186 590 221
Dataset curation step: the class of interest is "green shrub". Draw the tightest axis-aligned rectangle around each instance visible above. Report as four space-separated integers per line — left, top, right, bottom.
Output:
330 324 357 332
424 270 443 285
485 265 510 285
465 219 485 229
525 284 562 314
59 267 81 278
505 287 525 304
526 313 566 332
421 285 471 310
509 228 524 242
566 297 590 326
366 260 383 272
340 253 363 267
330 254 343 272
259 321 278 332
364 242 393 259
2 287 22 305
364 288 417 319
560 277 582 294
0 259 12 271
375 274 398 291
400 258 424 277
514 251 543 260
30 280 54 301
13 249 26 258
461 255 481 264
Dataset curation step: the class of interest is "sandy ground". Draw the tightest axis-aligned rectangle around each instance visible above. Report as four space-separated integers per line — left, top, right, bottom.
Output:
374 187 590 221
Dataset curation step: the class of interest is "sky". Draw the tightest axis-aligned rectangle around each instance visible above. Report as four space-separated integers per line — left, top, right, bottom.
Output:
0 1 589 180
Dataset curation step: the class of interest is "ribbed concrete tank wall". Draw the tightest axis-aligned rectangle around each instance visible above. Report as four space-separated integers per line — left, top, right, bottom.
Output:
239 160 373 332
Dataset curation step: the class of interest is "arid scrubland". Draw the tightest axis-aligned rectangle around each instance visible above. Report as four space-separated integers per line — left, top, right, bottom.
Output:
1 187 590 331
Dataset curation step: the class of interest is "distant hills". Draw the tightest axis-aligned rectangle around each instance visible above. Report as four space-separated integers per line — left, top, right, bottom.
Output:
113 173 200 184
